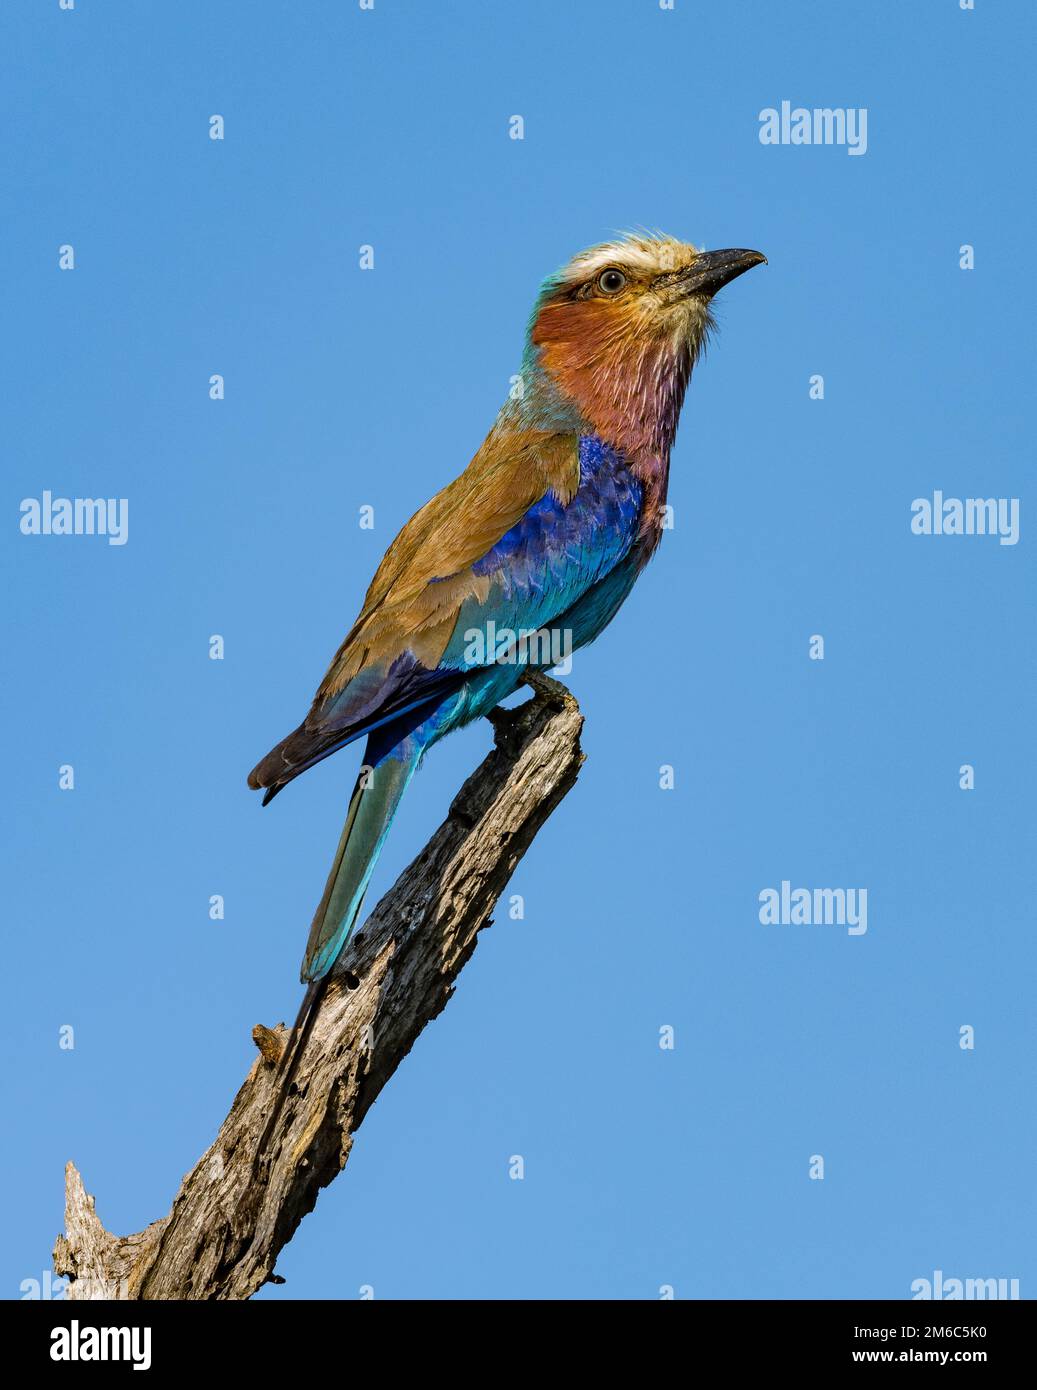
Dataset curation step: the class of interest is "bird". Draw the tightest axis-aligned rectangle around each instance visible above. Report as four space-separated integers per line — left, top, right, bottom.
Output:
245 232 765 1164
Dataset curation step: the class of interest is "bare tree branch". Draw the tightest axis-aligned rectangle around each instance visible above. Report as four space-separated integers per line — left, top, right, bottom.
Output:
53 676 584 1300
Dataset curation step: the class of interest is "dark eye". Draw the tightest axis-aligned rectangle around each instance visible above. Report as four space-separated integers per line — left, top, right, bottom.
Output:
597 268 626 294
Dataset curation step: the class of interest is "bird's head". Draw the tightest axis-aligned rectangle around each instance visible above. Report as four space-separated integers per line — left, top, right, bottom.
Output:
525 233 765 457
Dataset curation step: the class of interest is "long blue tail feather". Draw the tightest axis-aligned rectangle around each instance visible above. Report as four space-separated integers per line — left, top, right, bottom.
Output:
301 740 421 982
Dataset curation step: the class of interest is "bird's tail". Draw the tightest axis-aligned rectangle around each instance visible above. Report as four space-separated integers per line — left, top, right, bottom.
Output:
301 738 421 983
240 739 420 1207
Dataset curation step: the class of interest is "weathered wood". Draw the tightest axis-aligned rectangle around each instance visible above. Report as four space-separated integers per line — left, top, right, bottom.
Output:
53 675 584 1300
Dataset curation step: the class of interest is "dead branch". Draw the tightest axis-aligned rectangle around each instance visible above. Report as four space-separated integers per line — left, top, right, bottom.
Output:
53 676 583 1300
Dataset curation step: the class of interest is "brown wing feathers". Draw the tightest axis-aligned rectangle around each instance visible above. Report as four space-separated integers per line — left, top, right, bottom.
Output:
247 428 579 801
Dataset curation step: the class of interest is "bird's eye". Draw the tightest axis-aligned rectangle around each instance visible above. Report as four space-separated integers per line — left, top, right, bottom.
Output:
597 268 626 294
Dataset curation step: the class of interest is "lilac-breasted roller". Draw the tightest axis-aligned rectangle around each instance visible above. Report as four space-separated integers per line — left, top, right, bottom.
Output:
247 233 764 1107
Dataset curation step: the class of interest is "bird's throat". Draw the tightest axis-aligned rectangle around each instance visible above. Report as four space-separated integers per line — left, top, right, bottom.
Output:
522 330 694 470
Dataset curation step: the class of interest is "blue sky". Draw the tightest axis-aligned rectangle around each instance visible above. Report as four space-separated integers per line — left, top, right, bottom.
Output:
3 0 1035 1300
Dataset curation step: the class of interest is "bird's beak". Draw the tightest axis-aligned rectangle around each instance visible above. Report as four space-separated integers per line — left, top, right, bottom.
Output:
676 248 767 297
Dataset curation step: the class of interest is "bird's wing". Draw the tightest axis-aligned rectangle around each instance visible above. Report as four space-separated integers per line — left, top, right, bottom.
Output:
316 428 580 692
249 428 642 795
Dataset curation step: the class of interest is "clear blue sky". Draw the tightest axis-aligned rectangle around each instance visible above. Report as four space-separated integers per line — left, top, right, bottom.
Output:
3 0 1035 1300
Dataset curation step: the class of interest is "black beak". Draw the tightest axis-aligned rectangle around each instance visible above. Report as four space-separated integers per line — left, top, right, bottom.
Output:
678 248 767 297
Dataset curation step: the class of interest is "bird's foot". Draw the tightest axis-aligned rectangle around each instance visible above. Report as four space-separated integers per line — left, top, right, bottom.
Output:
522 669 575 708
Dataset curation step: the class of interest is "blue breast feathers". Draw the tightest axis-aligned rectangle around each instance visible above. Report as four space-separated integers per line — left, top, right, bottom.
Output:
471 435 642 596
433 435 643 672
